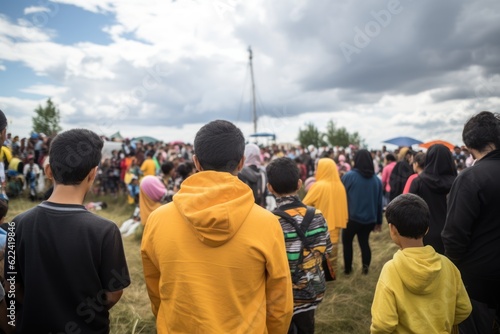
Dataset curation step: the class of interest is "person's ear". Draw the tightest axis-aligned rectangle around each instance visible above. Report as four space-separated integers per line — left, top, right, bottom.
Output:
425 227 429 236
296 179 303 191
236 156 245 173
192 155 203 172
88 166 98 184
267 183 276 196
45 164 53 180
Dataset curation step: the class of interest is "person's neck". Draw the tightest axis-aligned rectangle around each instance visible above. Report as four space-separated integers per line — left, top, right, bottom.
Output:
399 237 424 250
471 145 497 161
275 193 298 199
47 184 88 205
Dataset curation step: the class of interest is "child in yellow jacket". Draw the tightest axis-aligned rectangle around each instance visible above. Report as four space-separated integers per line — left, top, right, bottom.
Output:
371 193 471 334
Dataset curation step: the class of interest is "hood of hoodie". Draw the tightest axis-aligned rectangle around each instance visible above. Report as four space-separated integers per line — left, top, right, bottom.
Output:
173 171 255 247
393 246 442 295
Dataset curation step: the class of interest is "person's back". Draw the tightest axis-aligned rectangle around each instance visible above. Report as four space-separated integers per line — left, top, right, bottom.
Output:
140 151 156 176
267 157 332 334
442 111 500 333
7 129 130 333
141 120 293 334
371 194 471 334
409 145 456 254
238 143 267 207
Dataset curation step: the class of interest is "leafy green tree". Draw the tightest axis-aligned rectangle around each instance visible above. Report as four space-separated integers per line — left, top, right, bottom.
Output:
297 122 326 148
322 119 366 148
32 98 62 136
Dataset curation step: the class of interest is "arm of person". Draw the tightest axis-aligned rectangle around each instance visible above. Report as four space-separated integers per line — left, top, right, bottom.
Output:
99 227 131 310
370 267 398 334
454 276 472 325
441 176 480 263
104 289 123 310
373 178 383 232
141 222 161 317
265 221 293 333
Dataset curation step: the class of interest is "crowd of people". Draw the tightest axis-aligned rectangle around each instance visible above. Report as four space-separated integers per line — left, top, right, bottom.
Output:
0 108 499 333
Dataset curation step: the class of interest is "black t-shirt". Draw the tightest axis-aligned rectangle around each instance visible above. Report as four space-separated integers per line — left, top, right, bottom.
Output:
6 201 131 333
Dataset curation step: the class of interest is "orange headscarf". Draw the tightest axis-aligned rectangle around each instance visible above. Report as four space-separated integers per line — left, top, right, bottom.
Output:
303 158 348 234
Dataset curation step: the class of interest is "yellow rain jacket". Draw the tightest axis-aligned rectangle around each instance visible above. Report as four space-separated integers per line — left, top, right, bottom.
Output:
303 158 348 243
141 171 293 334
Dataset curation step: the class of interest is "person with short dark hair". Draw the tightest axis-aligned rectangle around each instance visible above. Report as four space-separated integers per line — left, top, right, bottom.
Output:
6 128 131 333
442 111 500 333
141 120 293 333
371 193 471 333
267 157 332 334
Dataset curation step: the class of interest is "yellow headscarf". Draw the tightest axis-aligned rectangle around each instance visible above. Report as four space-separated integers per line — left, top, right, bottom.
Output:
303 158 349 231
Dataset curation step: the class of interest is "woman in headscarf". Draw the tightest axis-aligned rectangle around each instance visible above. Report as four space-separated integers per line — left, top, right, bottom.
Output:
409 144 457 254
238 143 267 207
139 175 170 225
303 158 348 272
342 150 383 275
389 147 413 201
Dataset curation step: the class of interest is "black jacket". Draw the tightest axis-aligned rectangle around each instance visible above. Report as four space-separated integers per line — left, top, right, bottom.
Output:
442 149 500 305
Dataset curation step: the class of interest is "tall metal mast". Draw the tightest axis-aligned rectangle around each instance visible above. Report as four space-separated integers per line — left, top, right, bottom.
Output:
248 46 257 133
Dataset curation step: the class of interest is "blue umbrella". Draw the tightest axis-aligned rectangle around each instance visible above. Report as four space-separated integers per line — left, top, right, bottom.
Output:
382 136 423 147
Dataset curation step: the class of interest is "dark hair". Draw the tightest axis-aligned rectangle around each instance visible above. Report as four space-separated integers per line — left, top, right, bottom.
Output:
462 111 500 152
161 161 175 175
266 157 300 195
413 152 426 168
385 153 396 162
146 150 155 158
0 109 6 132
49 129 103 185
176 162 194 180
386 193 429 239
194 120 244 172
0 199 8 218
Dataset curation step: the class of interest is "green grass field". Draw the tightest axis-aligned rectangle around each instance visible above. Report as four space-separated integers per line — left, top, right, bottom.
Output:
7 195 397 334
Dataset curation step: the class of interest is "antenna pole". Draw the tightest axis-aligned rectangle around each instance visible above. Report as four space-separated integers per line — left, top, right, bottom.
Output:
248 46 257 133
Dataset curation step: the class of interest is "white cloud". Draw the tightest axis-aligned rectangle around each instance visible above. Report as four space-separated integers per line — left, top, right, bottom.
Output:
1 0 499 149
21 84 68 96
0 64 5 71
24 6 51 15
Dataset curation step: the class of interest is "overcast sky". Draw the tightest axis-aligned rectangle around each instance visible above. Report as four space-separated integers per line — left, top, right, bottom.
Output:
1 0 499 148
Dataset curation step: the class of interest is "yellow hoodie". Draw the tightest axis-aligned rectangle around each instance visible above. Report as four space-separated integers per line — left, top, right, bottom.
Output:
371 246 471 334
141 171 293 334
303 158 348 243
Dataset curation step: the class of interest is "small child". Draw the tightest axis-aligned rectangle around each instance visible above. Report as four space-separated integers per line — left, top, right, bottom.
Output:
371 193 472 334
266 157 332 334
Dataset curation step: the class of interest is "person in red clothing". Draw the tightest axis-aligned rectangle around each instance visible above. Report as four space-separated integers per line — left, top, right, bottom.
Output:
403 152 426 194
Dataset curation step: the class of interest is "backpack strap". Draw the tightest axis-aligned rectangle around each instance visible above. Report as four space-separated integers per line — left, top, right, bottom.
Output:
273 206 316 250
273 206 316 283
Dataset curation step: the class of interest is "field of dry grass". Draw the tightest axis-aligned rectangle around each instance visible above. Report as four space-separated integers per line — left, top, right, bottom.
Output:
7 195 398 334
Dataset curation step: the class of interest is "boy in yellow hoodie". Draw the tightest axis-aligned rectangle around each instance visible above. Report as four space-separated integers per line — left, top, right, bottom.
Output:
141 120 293 334
371 193 471 334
